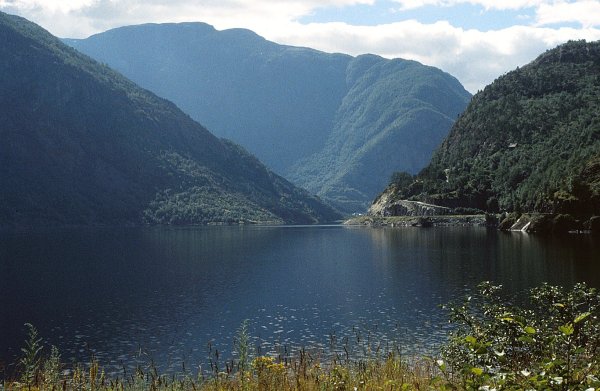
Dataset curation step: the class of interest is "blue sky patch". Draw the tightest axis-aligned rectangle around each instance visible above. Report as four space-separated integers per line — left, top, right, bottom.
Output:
299 1 538 31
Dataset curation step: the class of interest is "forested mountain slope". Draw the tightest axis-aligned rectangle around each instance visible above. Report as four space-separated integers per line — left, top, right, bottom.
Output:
66 23 350 175
0 12 340 226
66 23 471 212
373 40 600 217
289 54 470 212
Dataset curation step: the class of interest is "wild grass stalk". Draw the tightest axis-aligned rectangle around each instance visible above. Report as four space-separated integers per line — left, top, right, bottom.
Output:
18 323 42 388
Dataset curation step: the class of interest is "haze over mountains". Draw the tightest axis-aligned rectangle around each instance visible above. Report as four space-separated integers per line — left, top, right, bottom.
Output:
66 23 471 212
373 40 600 218
0 12 340 227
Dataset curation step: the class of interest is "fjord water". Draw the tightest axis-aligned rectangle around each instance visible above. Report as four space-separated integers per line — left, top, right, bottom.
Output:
2 226 599 372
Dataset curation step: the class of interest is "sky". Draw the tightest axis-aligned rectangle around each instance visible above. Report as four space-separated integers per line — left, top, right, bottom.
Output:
1 1 600 92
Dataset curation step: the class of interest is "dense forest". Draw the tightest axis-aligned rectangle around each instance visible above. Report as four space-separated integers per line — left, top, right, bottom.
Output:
377 40 600 218
66 24 471 212
0 12 340 227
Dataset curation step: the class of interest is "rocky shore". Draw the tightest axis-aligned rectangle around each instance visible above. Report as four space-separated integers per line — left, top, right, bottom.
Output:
345 212 600 235
343 214 490 227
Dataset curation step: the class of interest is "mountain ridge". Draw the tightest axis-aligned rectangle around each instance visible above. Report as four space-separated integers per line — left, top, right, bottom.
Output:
0 12 341 227
66 23 471 212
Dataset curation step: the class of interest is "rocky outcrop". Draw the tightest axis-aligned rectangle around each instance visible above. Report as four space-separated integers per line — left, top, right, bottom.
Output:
369 193 451 216
502 213 591 234
344 214 488 227
509 216 532 231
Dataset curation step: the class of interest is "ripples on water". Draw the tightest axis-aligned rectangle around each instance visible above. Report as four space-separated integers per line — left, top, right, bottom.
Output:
2 225 598 375
42 292 447 375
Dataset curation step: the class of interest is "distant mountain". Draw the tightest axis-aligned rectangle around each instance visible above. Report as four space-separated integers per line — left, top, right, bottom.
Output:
289 54 470 211
372 40 600 218
0 12 340 227
65 23 471 212
65 23 350 175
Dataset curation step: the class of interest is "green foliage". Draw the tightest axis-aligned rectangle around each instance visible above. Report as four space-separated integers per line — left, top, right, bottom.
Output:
439 282 600 390
382 40 600 217
235 320 251 375
390 171 415 189
42 345 62 386
19 323 43 386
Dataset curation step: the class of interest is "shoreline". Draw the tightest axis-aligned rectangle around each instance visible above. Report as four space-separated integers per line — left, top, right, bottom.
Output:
345 213 600 235
343 214 489 227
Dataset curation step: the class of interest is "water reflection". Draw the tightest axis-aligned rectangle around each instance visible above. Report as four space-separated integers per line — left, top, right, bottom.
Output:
1 226 598 373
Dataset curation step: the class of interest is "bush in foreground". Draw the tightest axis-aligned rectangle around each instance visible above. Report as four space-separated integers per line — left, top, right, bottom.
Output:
439 282 600 390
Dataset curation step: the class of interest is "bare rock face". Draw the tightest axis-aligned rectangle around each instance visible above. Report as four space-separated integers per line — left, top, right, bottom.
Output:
369 194 451 217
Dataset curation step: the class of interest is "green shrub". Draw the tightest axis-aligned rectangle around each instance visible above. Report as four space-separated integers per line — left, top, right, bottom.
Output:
439 282 600 390
452 207 484 215
19 323 43 387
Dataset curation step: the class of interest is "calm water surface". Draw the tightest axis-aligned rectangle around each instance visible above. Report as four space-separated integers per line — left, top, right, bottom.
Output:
1 225 599 372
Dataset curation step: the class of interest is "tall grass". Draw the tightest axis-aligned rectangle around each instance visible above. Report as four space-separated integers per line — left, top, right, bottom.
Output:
3 324 436 390
3 352 436 390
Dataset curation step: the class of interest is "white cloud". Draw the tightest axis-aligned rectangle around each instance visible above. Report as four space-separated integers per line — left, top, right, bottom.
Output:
0 0 96 13
261 20 600 92
1 0 599 92
391 0 544 11
536 0 600 28
392 0 600 27
0 0 374 36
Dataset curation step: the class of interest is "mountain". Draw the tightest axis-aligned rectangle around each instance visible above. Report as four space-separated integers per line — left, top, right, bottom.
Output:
288 54 470 211
372 40 600 218
65 23 351 175
0 12 341 227
65 23 471 212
